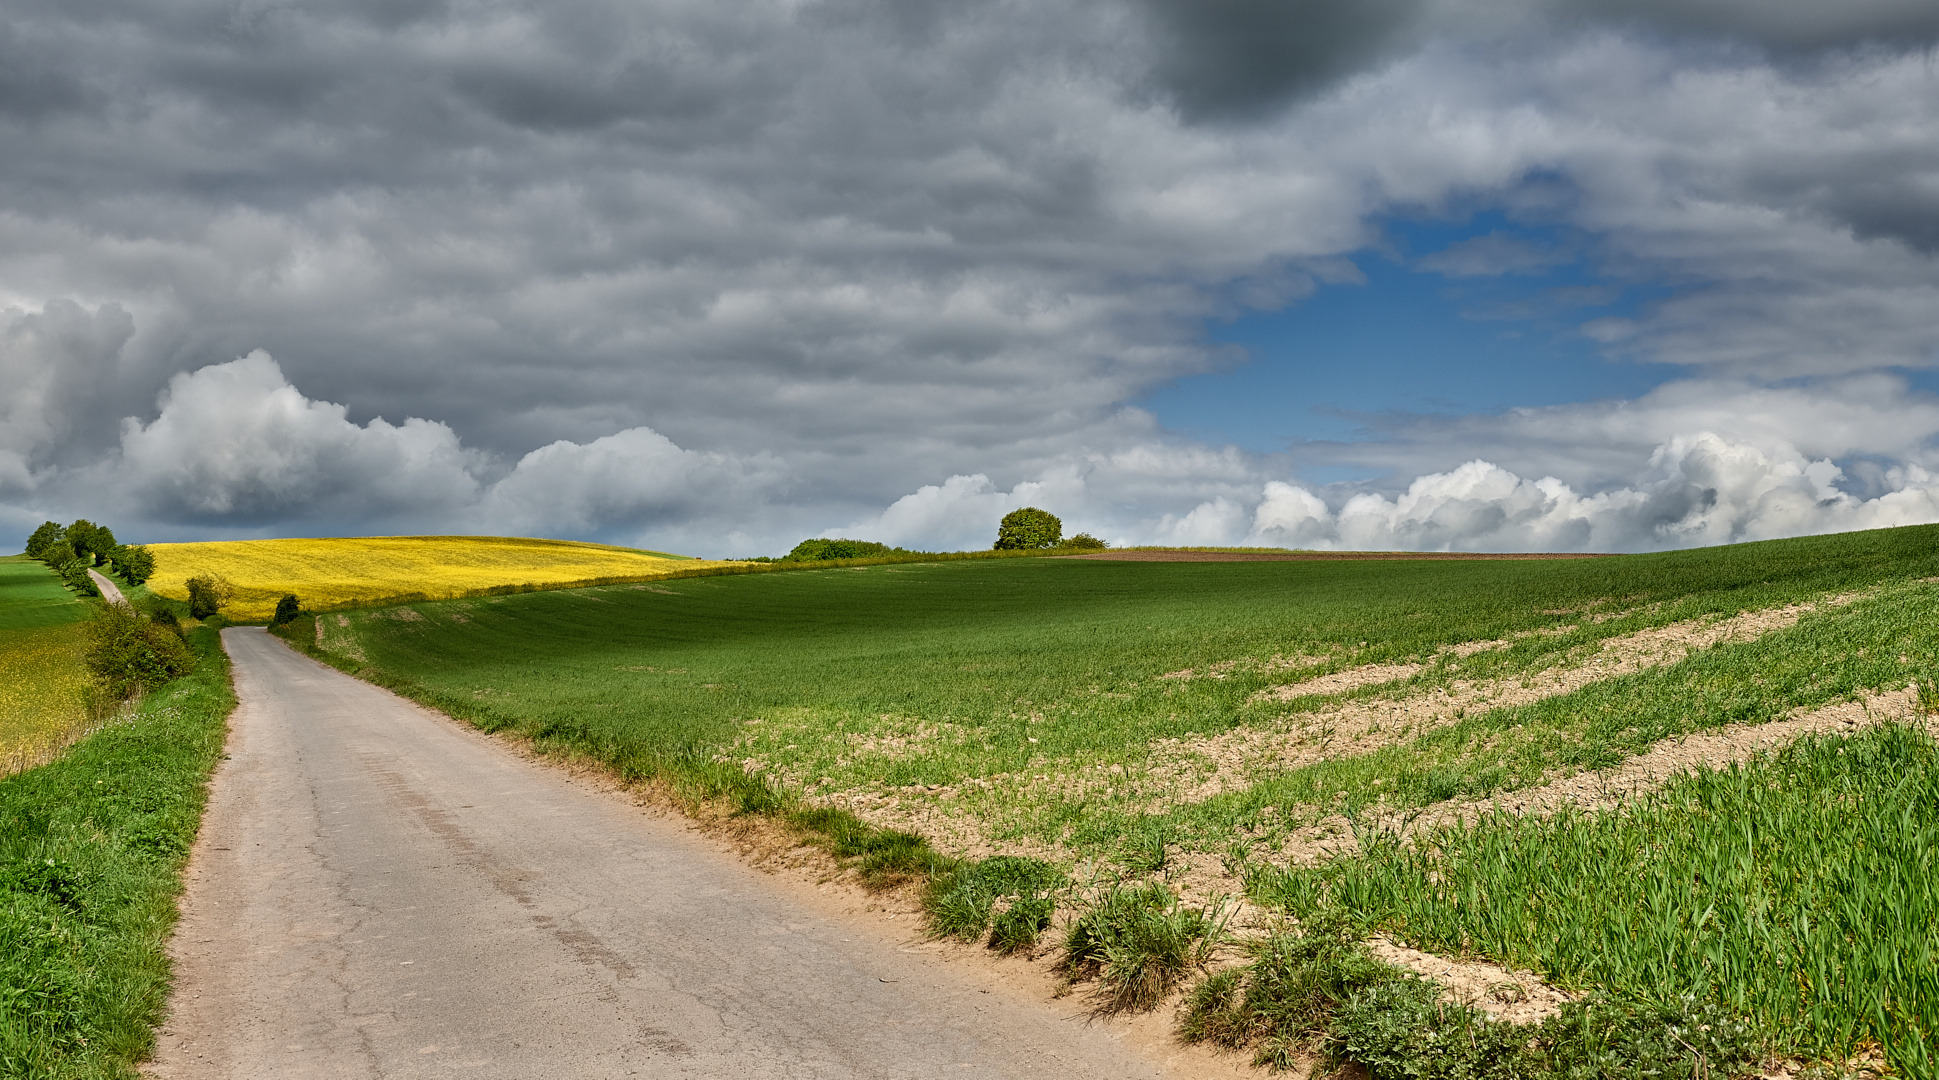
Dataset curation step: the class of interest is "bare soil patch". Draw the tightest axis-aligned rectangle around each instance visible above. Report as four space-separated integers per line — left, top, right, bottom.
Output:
1367 937 1576 1024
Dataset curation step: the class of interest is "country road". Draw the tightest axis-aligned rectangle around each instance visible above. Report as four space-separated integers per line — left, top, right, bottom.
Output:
87 567 127 606
146 628 1188 1080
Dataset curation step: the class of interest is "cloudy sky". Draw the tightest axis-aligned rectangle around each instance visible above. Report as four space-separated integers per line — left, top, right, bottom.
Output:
4 0 1938 556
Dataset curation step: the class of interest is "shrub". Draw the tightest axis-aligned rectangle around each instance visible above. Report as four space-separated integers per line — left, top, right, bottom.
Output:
184 574 234 619
60 561 99 597
786 538 893 561
270 594 302 626
23 521 64 558
38 540 77 568
86 603 195 698
1061 532 1108 551
993 507 1062 550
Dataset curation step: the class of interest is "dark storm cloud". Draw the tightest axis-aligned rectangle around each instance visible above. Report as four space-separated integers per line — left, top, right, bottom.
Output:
1553 0 1939 52
3 0 1939 554
1133 0 1939 119
1134 0 1427 120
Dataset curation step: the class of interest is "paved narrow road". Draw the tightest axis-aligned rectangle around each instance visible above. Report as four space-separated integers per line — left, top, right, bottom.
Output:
87 567 127 606
148 628 1176 1080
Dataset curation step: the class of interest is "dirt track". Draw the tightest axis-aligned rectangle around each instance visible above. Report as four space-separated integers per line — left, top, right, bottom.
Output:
1061 550 1610 561
147 628 1184 1080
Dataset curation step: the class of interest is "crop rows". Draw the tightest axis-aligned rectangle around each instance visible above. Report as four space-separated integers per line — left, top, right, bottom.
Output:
295 523 1939 1076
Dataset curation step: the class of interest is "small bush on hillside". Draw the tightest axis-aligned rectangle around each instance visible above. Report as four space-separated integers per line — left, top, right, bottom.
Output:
38 540 77 568
150 608 185 639
185 574 233 619
993 507 1062 550
86 603 195 698
1061 532 1108 551
56 558 99 596
270 594 302 626
786 538 895 561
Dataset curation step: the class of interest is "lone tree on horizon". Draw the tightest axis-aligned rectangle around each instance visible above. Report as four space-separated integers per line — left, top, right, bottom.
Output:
993 507 1062 550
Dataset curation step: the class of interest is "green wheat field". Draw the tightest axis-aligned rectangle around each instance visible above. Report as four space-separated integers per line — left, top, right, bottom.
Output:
294 524 1939 1074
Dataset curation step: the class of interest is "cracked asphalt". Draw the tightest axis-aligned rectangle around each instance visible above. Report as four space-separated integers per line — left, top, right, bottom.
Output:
145 627 1173 1079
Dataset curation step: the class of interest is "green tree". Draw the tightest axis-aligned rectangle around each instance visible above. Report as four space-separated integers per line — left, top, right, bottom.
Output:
787 538 893 561
993 507 1062 550
185 574 233 619
40 540 78 568
108 544 156 585
271 594 302 626
66 519 102 564
23 521 64 558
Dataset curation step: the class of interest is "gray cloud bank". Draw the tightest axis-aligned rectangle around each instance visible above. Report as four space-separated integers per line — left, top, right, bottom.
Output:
2 1 1938 554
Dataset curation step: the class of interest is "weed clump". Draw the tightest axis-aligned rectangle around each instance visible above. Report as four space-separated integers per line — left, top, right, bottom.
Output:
1179 917 1402 1067
1060 881 1222 1014
925 855 1067 951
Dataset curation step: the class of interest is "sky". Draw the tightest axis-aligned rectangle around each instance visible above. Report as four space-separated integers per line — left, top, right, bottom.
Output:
3 0 1939 557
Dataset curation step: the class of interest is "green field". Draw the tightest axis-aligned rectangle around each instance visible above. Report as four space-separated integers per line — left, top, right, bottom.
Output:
297 524 1939 1075
0 557 93 767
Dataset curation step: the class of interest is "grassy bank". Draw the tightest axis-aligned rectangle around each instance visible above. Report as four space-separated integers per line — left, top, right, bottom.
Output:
0 626 233 1079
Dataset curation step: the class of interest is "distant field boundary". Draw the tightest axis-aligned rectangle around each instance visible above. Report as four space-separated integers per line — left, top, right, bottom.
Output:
1063 549 1616 562
243 547 1087 620
204 542 1620 622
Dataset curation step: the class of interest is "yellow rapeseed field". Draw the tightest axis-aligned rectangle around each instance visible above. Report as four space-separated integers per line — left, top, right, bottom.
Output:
0 622 92 769
148 535 739 620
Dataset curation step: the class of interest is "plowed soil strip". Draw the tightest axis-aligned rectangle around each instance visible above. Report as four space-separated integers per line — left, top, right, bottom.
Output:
1264 686 1934 867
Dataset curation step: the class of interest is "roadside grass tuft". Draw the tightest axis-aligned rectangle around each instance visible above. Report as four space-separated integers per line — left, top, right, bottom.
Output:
0 626 232 1079
1059 880 1223 1014
924 854 1067 947
1179 917 1401 1064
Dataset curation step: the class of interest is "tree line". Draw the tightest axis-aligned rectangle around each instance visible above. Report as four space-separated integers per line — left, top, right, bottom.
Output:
753 508 1107 564
24 519 155 598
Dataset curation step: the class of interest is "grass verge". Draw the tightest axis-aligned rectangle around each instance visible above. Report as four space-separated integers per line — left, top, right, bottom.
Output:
0 626 233 1079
